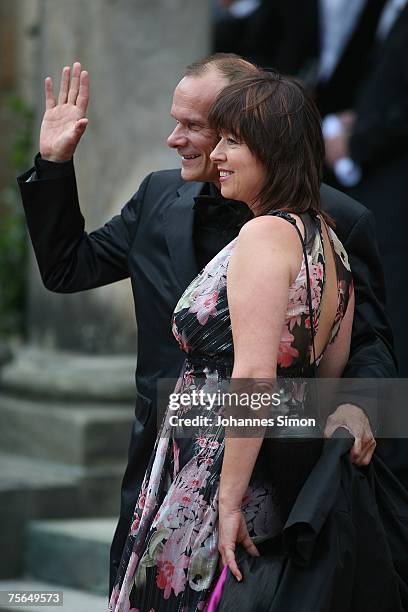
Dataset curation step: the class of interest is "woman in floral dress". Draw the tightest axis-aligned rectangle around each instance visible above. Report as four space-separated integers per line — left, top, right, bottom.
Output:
109 72 354 612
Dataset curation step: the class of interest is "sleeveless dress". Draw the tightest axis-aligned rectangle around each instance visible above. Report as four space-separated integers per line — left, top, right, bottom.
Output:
109 212 353 612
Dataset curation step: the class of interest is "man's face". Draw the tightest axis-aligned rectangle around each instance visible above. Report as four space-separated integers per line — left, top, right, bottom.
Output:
167 71 229 184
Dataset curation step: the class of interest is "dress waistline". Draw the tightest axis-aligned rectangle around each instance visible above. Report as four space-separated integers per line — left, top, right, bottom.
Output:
185 353 233 370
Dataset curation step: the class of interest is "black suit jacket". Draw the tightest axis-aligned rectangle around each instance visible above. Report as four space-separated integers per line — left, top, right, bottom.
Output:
17 164 396 589
350 3 408 174
244 0 386 116
345 4 408 378
314 0 387 115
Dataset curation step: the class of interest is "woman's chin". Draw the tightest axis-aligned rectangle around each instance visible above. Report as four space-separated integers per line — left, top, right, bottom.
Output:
220 185 236 200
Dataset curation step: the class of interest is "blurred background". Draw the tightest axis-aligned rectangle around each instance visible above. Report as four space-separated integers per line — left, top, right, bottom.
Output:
0 0 406 609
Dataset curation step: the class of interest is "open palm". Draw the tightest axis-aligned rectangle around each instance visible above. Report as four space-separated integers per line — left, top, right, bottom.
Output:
40 62 89 162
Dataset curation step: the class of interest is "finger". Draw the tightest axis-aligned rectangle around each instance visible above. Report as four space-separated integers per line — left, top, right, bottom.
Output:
241 534 260 558
76 70 89 115
70 119 88 146
44 77 56 110
224 549 242 582
350 437 363 462
355 438 376 466
67 61 82 105
58 66 70 105
351 434 375 463
75 118 88 133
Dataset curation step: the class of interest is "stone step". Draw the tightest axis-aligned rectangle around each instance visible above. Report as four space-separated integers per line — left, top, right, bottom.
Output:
0 579 106 612
0 346 136 402
24 518 117 596
0 394 134 466
0 453 123 579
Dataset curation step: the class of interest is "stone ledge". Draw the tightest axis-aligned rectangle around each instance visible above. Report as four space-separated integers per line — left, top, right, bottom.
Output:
0 346 136 402
25 518 117 595
0 394 134 466
0 453 123 579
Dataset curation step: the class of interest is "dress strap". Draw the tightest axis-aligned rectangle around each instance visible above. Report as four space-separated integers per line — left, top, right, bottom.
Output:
268 210 318 374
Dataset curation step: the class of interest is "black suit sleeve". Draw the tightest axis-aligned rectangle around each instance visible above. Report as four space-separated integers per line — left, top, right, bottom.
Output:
342 208 397 379
330 209 397 432
349 10 408 169
17 157 152 293
350 98 408 170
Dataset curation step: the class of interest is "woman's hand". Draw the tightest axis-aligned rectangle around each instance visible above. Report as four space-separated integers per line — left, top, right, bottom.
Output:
218 505 260 582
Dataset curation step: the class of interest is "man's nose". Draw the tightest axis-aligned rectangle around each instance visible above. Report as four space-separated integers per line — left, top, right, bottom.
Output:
167 124 187 148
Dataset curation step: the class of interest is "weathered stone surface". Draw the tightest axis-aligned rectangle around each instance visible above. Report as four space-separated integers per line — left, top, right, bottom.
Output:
0 393 133 465
0 453 123 578
0 346 136 401
24 518 116 595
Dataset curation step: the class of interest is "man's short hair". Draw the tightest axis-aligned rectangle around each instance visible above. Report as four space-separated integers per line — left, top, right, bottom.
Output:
184 53 259 83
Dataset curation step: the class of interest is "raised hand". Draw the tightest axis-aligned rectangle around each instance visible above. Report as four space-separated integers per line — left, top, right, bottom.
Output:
40 62 89 162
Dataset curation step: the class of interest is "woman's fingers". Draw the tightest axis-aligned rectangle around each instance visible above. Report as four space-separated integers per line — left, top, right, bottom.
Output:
223 547 242 582
67 62 82 105
44 76 56 110
241 533 260 558
58 66 70 105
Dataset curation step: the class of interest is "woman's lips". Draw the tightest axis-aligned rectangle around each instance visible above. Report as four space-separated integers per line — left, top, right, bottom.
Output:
219 169 233 182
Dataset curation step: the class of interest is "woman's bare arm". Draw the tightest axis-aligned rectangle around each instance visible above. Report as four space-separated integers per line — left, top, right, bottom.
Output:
218 215 303 577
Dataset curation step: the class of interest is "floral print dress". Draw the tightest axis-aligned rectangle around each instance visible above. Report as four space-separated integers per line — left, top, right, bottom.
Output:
109 212 353 612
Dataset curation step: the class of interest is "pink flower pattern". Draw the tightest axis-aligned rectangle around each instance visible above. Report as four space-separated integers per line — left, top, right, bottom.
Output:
156 537 190 599
189 290 219 325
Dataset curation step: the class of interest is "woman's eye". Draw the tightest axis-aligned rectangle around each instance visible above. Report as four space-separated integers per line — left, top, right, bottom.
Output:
226 136 239 145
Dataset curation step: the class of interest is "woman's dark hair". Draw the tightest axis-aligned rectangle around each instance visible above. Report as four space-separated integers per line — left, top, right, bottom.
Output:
208 70 332 223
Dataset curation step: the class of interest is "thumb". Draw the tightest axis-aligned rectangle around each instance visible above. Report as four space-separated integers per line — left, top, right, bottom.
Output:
75 118 88 133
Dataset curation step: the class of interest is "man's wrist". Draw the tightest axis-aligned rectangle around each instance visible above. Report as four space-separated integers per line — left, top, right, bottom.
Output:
34 152 74 180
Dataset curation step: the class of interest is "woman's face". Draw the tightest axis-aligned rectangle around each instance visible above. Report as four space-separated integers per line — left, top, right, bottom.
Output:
210 134 267 208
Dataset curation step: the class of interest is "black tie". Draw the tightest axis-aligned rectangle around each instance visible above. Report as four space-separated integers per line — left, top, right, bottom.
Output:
193 194 252 230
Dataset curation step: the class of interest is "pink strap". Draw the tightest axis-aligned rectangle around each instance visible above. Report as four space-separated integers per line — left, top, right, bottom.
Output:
206 565 229 612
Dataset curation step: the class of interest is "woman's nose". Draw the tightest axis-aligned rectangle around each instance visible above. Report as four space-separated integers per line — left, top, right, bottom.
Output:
210 140 226 161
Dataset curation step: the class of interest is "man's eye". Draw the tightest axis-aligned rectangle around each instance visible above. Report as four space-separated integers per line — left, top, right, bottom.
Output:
188 123 202 131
